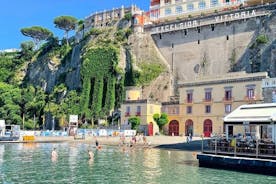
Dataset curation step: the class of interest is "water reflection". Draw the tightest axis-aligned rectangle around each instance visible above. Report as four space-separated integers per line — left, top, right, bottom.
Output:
0 143 275 184
0 145 4 166
143 148 161 182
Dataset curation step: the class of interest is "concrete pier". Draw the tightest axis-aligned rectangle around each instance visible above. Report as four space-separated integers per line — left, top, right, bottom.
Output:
197 153 276 175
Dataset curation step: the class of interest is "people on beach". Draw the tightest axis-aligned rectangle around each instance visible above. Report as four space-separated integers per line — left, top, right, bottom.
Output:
143 135 147 145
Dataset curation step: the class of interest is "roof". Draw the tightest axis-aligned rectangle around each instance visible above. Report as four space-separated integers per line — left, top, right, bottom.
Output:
224 103 276 123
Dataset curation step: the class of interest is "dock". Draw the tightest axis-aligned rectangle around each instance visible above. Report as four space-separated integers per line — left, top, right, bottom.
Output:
197 153 276 175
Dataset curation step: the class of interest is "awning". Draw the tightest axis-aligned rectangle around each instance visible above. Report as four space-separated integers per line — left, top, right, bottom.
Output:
224 103 276 123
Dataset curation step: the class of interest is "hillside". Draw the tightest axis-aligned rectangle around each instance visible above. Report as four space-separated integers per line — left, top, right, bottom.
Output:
1 4 276 129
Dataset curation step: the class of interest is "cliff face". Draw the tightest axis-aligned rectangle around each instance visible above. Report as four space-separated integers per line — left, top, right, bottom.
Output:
25 44 82 93
128 32 172 101
23 5 276 103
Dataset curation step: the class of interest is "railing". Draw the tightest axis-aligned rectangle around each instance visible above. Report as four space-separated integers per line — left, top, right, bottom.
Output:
223 97 234 102
202 137 276 159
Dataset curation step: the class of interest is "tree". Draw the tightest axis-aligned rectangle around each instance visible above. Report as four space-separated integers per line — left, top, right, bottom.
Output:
153 113 169 133
128 116 141 130
20 41 34 60
78 19 85 39
54 16 77 44
20 26 53 48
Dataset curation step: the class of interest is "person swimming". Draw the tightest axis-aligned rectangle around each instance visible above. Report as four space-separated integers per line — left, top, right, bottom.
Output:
51 148 58 161
88 150 94 159
95 139 102 150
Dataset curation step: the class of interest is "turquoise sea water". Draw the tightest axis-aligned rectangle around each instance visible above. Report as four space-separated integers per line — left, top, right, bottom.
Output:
0 143 275 184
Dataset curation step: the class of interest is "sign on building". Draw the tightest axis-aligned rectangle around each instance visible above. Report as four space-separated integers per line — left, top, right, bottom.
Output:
69 115 78 123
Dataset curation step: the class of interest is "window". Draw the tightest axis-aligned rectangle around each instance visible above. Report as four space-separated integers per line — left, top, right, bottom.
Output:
125 106 130 116
175 0 182 3
187 92 193 103
247 88 255 99
187 106 192 114
165 8 172 15
225 89 232 100
176 6 183 14
165 0 171 4
205 105 211 113
225 104 231 113
198 1 206 9
187 4 194 11
136 106 141 116
205 91 212 101
211 0 218 7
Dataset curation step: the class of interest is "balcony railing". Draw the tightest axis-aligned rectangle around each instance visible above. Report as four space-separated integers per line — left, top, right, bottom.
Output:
203 98 213 103
136 112 141 116
223 97 234 102
185 99 193 104
125 112 130 117
244 96 257 103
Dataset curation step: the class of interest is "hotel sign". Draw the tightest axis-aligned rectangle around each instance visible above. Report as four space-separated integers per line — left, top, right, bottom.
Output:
150 9 265 34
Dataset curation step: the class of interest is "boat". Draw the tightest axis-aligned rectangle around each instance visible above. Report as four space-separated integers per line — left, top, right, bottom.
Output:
0 121 20 141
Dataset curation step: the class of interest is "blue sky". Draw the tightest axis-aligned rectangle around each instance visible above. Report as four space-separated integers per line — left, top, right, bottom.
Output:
0 0 149 50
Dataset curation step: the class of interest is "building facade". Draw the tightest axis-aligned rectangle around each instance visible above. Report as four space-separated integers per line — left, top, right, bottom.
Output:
161 101 182 136
149 0 245 21
165 72 268 137
262 78 276 103
120 87 160 135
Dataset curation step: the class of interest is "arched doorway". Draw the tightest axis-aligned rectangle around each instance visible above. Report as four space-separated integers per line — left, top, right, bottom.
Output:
203 119 213 137
169 120 179 136
185 119 193 136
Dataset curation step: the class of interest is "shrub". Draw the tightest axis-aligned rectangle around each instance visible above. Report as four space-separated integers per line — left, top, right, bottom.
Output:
256 34 269 44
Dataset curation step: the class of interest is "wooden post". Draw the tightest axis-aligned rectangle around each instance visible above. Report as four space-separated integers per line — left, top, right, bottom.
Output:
215 138 217 155
234 138 237 157
256 140 259 158
201 136 203 153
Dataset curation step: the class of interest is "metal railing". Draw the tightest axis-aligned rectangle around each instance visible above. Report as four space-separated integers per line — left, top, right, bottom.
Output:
202 137 276 159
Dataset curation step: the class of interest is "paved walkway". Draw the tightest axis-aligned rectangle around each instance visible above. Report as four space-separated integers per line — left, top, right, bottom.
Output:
32 135 204 151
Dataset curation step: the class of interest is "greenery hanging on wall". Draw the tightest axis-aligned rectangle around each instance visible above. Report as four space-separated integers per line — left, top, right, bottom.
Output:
80 44 123 120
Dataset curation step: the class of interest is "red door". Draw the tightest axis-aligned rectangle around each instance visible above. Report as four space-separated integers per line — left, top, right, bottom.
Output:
203 119 212 137
148 122 153 136
169 120 179 136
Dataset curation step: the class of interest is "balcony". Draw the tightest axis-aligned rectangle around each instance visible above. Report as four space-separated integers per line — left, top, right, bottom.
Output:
185 99 193 104
244 96 257 104
125 112 130 117
136 112 141 116
223 97 234 103
202 98 213 104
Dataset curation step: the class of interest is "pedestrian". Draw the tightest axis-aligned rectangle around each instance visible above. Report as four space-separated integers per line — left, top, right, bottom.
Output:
189 133 192 142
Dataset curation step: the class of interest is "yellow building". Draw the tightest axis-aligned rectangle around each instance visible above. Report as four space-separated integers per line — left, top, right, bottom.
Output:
164 72 268 137
150 0 245 21
120 87 161 135
161 101 182 136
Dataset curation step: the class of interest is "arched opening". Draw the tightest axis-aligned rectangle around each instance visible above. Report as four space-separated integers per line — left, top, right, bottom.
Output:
185 119 193 136
203 119 213 137
169 120 179 136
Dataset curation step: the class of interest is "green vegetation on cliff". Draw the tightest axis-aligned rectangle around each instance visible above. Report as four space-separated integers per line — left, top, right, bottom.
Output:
80 45 123 120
